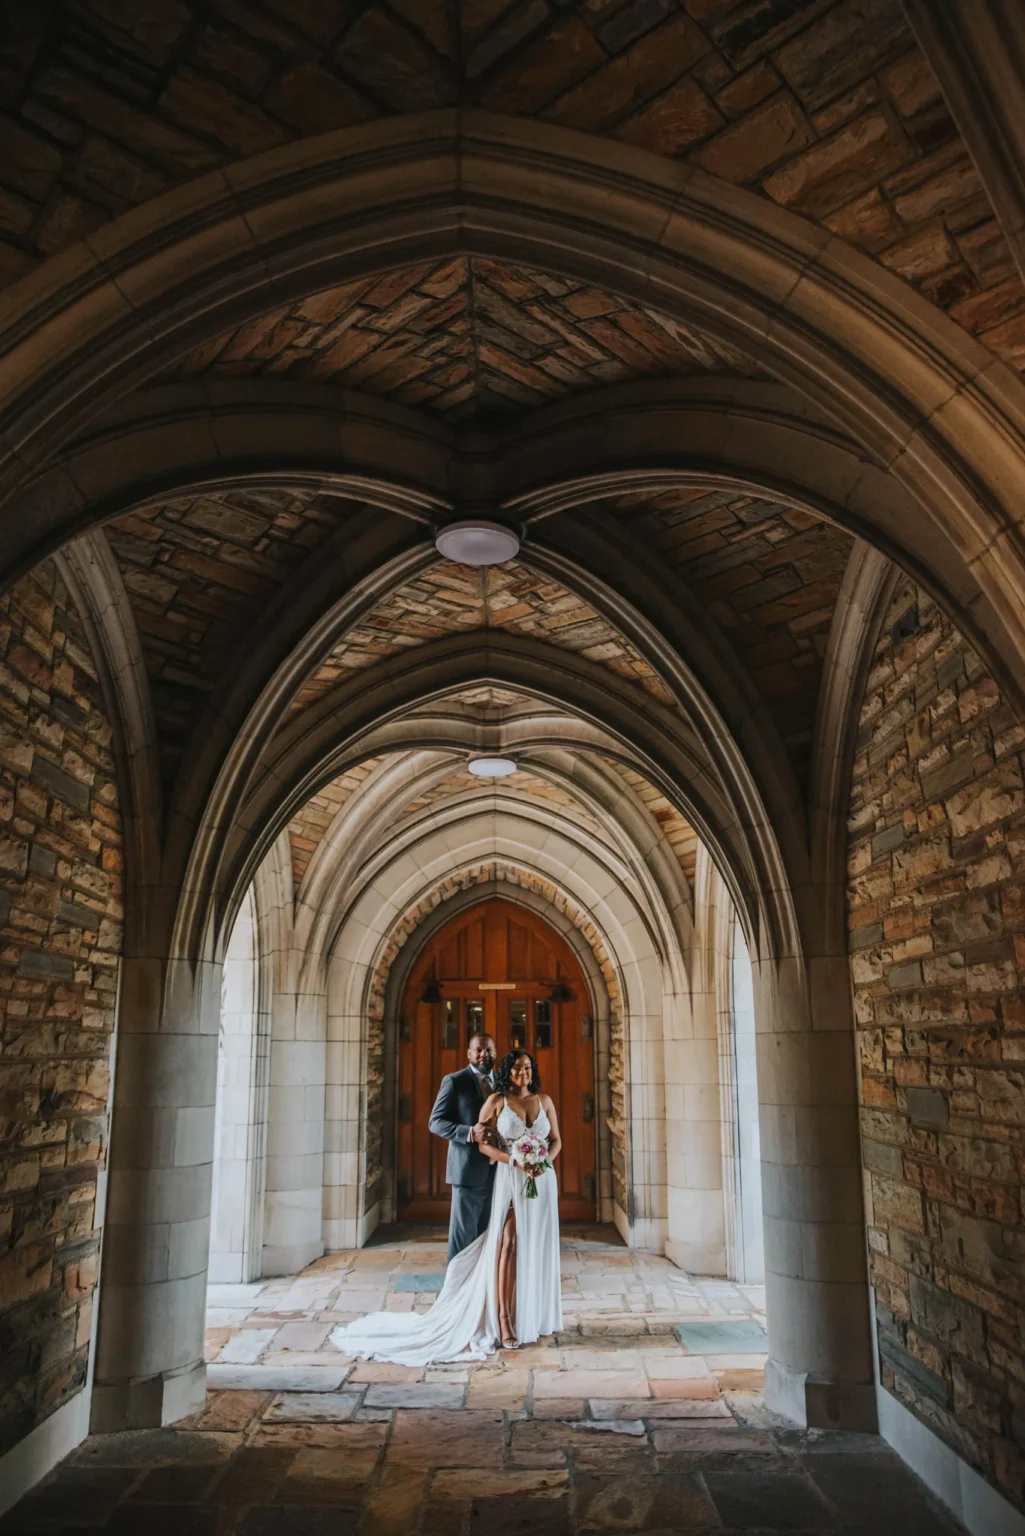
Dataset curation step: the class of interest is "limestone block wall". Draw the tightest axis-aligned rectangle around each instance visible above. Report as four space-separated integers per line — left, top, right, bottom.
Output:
0 562 122 1458
849 579 1025 1509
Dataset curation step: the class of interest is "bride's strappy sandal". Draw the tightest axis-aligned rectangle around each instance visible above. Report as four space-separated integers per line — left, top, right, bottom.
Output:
500 1309 519 1350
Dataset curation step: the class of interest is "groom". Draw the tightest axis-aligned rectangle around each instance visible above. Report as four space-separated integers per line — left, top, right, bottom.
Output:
429 1031 498 1262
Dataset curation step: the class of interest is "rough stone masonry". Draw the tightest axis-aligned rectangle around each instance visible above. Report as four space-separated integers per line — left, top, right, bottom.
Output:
849 578 1025 1506
0 561 122 1457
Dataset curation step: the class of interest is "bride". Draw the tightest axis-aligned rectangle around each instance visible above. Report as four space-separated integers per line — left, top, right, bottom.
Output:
331 1050 563 1363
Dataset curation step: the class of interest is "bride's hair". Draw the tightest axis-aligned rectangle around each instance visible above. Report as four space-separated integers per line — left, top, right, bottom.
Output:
494 1049 542 1095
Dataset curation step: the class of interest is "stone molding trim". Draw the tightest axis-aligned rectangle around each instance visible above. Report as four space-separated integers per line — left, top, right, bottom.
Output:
367 859 624 1026
1 114 1025 690
807 542 903 957
903 0 1025 289
293 747 693 983
221 631 780 966
54 532 161 952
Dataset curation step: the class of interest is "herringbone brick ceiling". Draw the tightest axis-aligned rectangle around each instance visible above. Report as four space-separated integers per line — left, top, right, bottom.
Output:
172 257 764 419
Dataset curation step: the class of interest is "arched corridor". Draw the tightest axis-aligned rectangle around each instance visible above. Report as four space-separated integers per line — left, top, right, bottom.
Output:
2 7 1025 1533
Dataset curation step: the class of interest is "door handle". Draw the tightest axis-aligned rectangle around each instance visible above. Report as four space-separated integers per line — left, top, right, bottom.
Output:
399 1095 411 1123
582 1093 594 1123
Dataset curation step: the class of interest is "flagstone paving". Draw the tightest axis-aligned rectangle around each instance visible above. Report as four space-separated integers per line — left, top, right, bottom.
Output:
0 1228 965 1533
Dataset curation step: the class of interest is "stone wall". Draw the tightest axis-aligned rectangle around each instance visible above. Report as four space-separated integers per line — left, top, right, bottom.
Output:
0 561 122 1458
849 580 1025 1508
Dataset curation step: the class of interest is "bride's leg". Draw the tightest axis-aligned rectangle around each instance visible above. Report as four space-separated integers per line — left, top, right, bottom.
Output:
497 1207 517 1348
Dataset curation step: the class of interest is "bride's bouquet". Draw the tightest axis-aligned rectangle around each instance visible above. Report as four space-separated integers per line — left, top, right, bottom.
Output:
512 1133 552 1199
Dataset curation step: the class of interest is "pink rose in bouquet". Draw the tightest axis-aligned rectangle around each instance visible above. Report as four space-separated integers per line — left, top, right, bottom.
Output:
513 1132 551 1198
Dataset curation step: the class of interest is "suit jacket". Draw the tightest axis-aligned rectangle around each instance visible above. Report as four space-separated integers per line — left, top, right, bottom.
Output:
429 1065 497 1189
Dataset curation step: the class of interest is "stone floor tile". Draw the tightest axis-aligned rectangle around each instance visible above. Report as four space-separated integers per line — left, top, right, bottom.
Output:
203 1327 231 1361
327 1290 386 1311
193 1389 270 1430
800 1452 964 1533
467 1367 529 1407
209 1446 296 1505
703 1467 837 1529
103 1509 220 1535
248 1421 388 1450
504 1447 568 1469
237 1509 358 1534
510 1421 638 1454
468 1492 572 1534
674 1319 768 1352
558 1349 643 1371
208 1283 268 1306
507 1346 560 1369
425 1363 471 1382
589 1396 730 1419
434 1469 569 1498
530 1397 586 1418
259 1350 348 1368
650 1377 722 1398
206 1365 348 1391
652 1423 775 1457
714 1367 765 1391
127 1464 224 1503
580 1319 648 1336
566 1442 655 1474
4 1466 138 1526
532 1369 650 1399
363 1465 428 1535
270 1321 332 1352
71 1430 240 1466
573 1470 719 1530
385 1408 504 1469
217 1327 280 1364
277 1445 381 1501
348 1361 424 1383
642 1354 711 1378
362 1382 464 1408
263 1390 362 1422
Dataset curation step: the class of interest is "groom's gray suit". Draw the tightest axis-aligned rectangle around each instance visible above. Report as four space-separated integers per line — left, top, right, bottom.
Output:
429 1065 497 1262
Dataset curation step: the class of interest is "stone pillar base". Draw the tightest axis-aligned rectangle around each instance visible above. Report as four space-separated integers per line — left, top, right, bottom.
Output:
90 1361 206 1433
764 1357 878 1433
665 1238 727 1276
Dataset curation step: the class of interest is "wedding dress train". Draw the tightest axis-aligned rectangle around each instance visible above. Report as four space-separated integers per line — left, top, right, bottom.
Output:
330 1101 562 1365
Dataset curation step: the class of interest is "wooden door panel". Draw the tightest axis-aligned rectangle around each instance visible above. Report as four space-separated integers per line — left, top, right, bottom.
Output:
397 897 597 1223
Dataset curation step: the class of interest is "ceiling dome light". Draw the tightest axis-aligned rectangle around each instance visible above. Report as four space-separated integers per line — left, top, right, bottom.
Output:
435 521 520 566
467 756 517 778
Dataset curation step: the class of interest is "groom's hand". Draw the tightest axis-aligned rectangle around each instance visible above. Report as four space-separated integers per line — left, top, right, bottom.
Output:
470 1123 487 1144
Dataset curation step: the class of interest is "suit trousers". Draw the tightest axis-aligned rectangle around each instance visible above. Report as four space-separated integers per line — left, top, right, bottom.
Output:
448 1182 493 1263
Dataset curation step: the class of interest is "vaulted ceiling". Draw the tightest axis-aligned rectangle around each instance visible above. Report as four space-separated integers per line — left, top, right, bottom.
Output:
289 558 675 717
103 486 369 787
284 748 699 903
2 1 1019 375
100 481 853 803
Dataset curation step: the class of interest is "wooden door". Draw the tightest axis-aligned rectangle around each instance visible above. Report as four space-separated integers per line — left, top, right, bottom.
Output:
397 898 597 1222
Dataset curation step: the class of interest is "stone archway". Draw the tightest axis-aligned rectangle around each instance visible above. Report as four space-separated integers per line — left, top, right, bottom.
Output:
371 863 621 1232
3 115 1025 691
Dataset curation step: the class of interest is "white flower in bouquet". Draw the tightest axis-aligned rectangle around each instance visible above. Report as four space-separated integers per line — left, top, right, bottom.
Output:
513 1132 552 1198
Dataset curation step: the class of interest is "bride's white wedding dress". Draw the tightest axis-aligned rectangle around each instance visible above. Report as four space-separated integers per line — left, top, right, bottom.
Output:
331 1100 562 1364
